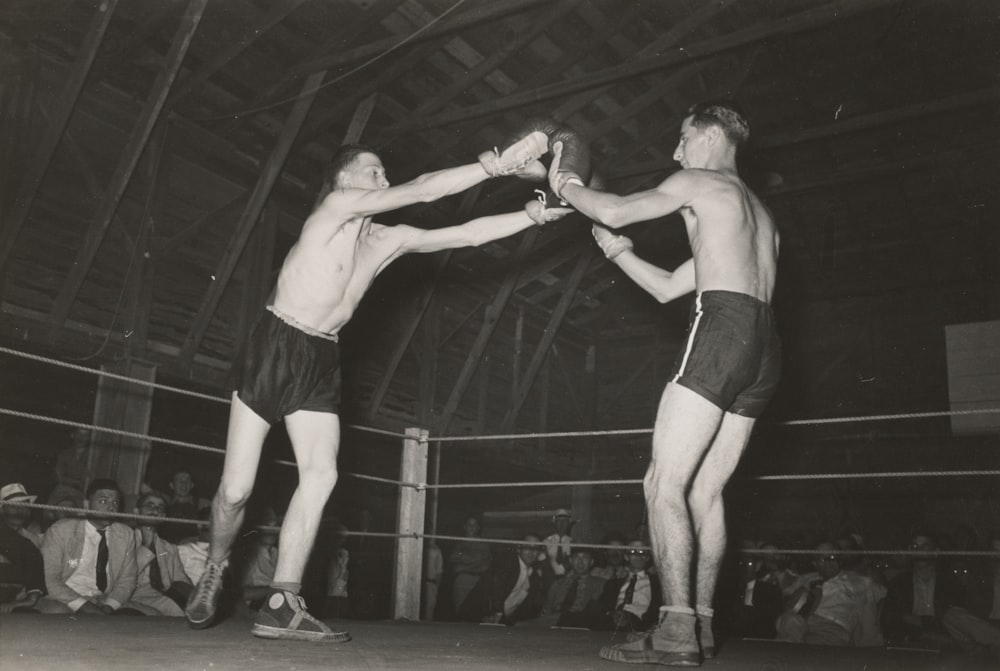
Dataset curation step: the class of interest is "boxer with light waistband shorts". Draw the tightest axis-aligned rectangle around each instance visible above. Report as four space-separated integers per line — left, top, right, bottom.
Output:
184 133 571 642
549 100 780 667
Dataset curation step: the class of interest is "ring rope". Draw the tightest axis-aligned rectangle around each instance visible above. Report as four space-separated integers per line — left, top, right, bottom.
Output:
0 406 413 487
7 503 996 560
0 346 415 440
0 345 230 404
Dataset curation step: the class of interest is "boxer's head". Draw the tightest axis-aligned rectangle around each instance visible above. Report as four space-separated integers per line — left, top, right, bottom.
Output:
686 100 750 148
323 144 388 194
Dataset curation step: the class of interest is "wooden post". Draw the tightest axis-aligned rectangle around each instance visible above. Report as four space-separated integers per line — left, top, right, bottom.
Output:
88 358 157 508
392 427 428 620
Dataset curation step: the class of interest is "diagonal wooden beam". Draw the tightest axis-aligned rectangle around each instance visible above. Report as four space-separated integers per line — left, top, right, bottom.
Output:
166 0 310 108
0 0 118 274
366 184 482 420
180 69 327 365
438 227 539 433
342 93 378 144
500 248 591 430
292 0 546 75
382 0 904 134
212 0 403 138
48 0 207 328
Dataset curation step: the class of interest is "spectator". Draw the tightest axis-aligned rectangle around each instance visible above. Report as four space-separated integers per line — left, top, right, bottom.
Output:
177 507 212 584
37 478 139 615
537 546 607 629
937 538 1000 662
123 492 193 616
776 541 887 646
722 541 782 639
543 509 574 579
760 542 800 598
882 531 964 649
1 483 42 550
162 468 211 543
591 532 629 581
465 534 546 626
0 483 46 613
448 515 492 613
598 540 662 633
241 507 280 610
323 522 350 619
54 428 89 496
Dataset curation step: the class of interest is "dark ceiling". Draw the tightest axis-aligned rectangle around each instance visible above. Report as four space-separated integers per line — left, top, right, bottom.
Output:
0 0 997 466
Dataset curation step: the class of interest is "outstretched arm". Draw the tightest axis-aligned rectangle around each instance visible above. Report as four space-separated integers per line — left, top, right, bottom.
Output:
593 225 695 303
549 143 699 229
392 201 573 255
327 163 492 221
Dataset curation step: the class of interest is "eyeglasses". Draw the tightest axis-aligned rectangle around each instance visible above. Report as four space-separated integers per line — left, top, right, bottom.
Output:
141 503 166 513
626 549 649 556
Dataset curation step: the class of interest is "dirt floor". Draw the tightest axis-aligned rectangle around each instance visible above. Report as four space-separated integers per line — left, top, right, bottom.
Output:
0 614 993 670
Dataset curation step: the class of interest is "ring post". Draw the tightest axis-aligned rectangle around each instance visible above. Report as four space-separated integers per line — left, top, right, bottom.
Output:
392 427 428 620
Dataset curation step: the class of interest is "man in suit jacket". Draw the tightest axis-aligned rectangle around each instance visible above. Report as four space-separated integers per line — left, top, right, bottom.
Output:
598 540 663 632
37 478 138 614
472 533 546 625
539 546 607 628
124 492 193 616
881 532 962 648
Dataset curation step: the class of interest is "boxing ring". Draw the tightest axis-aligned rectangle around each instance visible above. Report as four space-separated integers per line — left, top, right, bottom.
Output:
1 344 999 670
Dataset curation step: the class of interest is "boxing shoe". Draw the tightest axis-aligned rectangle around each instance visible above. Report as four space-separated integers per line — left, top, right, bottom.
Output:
599 607 701 667
252 589 351 642
479 131 548 177
185 559 227 629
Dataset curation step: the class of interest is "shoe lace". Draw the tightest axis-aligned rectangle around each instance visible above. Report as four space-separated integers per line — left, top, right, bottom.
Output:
193 562 223 605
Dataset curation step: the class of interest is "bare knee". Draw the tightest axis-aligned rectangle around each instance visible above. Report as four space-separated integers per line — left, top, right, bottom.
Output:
299 461 338 494
644 462 687 509
217 481 253 511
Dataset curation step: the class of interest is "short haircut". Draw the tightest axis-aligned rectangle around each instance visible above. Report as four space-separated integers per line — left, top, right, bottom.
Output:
86 478 121 498
138 492 166 507
321 143 380 193
687 100 750 148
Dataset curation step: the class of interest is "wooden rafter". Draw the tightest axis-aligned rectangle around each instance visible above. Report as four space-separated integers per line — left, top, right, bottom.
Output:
0 0 118 273
500 249 591 430
438 227 539 433
48 0 208 328
382 0 903 134
166 0 311 108
180 69 328 365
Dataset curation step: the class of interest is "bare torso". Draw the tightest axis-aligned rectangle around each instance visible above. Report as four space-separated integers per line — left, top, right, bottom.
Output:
678 169 778 302
271 203 402 335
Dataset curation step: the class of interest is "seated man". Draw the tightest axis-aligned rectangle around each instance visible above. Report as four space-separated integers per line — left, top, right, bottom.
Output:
598 540 662 633
466 534 546 626
536 547 607 629
124 492 193 616
162 468 212 543
0 483 46 613
37 478 138 615
882 531 964 649
721 541 783 639
777 541 887 646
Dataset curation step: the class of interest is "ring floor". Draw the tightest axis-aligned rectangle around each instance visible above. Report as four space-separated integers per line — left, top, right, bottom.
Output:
0 615 993 670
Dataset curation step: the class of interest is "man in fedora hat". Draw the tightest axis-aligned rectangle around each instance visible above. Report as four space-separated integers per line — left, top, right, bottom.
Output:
0 482 46 612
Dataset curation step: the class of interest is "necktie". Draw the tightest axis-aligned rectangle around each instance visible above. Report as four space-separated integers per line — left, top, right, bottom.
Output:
148 540 164 591
620 573 639 609
561 575 581 613
96 529 109 592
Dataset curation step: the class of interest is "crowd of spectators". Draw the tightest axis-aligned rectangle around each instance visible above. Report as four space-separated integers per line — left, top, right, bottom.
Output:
2 477 999 664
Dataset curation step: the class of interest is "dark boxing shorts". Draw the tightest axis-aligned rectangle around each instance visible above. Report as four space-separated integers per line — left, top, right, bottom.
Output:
234 306 342 424
669 291 781 418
